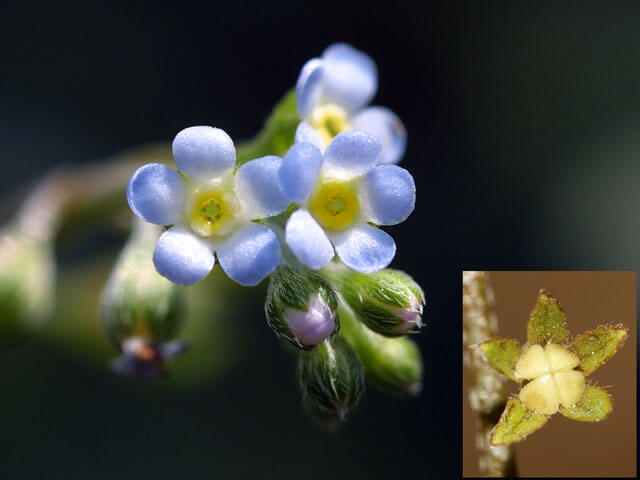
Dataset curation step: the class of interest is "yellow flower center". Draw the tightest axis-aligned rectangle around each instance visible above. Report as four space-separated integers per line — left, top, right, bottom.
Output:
188 189 238 237
310 104 352 146
515 343 585 415
308 181 359 231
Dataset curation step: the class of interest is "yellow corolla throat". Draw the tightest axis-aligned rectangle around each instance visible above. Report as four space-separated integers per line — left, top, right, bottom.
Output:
309 104 352 146
187 189 238 237
308 181 359 231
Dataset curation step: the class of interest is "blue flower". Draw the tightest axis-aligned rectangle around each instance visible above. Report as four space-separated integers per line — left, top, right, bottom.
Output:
127 126 289 286
295 43 407 165
279 131 415 273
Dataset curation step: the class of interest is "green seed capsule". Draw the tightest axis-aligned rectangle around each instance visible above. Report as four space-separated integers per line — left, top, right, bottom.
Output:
0 228 55 347
100 220 185 351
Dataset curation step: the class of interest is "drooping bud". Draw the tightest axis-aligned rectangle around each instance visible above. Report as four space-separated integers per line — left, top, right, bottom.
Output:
0 228 55 347
297 336 365 425
265 265 338 349
339 304 423 396
324 265 425 337
100 218 187 379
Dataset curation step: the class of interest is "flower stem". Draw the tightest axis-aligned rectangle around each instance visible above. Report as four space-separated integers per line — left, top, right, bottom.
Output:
462 271 517 478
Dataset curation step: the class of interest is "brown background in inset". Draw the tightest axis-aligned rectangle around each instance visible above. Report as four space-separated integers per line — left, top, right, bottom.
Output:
463 271 637 478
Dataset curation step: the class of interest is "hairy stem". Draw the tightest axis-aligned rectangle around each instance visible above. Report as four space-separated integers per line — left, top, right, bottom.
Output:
462 271 517 478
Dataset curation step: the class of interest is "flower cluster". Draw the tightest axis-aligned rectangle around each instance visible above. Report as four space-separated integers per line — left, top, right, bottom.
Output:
126 43 415 287
118 43 424 425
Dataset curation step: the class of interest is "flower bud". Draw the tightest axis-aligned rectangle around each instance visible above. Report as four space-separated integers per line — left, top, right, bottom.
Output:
326 266 425 337
339 304 423 396
265 265 338 349
0 228 55 347
100 219 187 377
297 336 365 424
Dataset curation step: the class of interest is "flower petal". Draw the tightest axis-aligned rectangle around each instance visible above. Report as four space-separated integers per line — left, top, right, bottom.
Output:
294 121 326 152
322 130 381 180
126 163 185 225
153 227 215 286
321 43 378 113
359 165 415 225
330 224 395 273
234 155 289 219
172 126 236 181
296 58 325 119
351 106 407 164
279 142 323 204
217 223 281 286
285 209 334 269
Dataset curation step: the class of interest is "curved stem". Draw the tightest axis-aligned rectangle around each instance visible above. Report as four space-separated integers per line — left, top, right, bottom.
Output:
463 271 517 478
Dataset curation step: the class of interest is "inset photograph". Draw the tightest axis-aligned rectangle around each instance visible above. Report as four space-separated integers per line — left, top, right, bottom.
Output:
462 271 636 478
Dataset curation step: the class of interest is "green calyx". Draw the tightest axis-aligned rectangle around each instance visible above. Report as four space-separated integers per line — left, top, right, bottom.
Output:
265 265 339 349
0 229 55 347
100 221 185 350
527 289 569 344
324 266 425 337
339 304 423 397
297 336 365 424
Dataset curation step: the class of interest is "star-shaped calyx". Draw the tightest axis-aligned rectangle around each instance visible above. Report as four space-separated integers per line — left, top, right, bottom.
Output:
477 289 628 446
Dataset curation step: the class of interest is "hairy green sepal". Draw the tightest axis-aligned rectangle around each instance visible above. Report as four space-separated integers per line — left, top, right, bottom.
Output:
490 397 549 446
265 265 338 349
569 325 628 375
100 223 185 348
297 336 365 424
559 386 612 422
479 338 522 382
527 289 569 344
339 304 422 396
326 267 424 337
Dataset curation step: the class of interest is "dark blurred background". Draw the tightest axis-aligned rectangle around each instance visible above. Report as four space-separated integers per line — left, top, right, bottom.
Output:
2 1 640 478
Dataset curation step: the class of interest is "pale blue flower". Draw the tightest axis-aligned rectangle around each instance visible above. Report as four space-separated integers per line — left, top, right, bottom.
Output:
127 126 288 286
279 131 415 273
295 43 407 165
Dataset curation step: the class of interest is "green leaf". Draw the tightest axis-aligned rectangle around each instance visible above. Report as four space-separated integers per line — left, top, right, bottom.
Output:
559 386 612 422
479 338 522 382
236 89 299 164
490 397 549 446
527 289 569 345
570 325 629 375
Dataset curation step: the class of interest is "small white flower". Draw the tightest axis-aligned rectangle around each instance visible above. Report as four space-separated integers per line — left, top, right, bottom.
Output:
126 126 289 286
295 43 407 165
279 130 415 273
